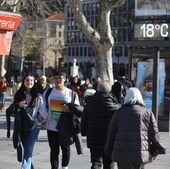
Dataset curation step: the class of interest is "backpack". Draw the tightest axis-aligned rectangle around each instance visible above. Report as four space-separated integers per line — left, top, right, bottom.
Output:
112 80 129 104
119 80 129 103
45 87 53 111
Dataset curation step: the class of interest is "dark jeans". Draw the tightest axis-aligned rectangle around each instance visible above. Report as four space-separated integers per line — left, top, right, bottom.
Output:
90 148 113 169
0 93 6 107
117 162 145 169
47 130 71 169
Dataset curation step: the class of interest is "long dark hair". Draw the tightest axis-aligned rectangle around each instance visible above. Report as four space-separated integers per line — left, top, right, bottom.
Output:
13 74 38 105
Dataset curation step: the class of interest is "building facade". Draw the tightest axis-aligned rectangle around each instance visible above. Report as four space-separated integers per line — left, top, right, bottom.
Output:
44 13 65 70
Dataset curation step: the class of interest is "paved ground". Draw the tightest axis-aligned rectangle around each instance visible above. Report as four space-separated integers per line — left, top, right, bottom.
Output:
0 96 169 169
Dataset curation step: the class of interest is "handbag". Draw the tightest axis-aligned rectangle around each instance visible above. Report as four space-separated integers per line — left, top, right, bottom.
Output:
22 107 36 132
150 141 166 156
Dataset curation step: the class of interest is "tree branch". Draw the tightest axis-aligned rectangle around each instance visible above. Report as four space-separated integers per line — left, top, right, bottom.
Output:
107 0 125 10
69 0 100 44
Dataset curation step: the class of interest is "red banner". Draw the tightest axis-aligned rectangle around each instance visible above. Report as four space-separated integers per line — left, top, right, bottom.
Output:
0 30 13 55
0 14 22 31
0 12 22 55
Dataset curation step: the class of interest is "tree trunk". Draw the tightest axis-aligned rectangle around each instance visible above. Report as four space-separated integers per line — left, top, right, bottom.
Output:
68 0 124 84
95 47 114 84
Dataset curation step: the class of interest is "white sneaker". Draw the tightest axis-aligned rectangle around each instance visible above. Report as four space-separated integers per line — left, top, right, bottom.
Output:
62 167 68 169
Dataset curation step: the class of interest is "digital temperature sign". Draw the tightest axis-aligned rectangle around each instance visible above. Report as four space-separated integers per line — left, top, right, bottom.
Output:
134 22 170 40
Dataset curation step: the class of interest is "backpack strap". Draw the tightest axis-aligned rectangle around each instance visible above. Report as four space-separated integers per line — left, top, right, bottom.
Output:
45 88 53 111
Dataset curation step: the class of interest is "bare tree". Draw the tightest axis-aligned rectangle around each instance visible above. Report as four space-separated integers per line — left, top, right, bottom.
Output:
0 0 65 58
0 0 65 18
68 0 125 84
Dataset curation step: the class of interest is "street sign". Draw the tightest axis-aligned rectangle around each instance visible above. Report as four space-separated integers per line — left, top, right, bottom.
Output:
0 11 22 55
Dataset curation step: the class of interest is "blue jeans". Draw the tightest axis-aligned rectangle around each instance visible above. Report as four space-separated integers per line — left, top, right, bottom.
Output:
0 92 6 107
21 127 40 169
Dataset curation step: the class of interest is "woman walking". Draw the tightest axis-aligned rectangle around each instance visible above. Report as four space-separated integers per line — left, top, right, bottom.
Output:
106 87 165 169
11 74 46 169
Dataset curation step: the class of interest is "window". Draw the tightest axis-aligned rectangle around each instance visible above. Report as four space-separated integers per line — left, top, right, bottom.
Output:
71 19 75 29
78 32 82 43
67 32 71 43
76 47 79 56
87 4 91 16
84 47 87 56
91 3 96 15
59 23 62 29
72 47 75 56
88 47 92 56
50 22 56 37
67 6 71 17
75 32 78 43
58 31 62 37
83 4 87 15
80 47 83 56
68 47 71 56
67 19 71 30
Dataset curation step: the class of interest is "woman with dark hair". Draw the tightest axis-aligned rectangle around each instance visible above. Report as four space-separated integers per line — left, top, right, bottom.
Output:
11 74 46 169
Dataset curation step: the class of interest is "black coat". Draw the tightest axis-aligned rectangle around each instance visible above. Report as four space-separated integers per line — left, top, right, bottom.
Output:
56 103 84 146
105 104 160 164
81 92 121 149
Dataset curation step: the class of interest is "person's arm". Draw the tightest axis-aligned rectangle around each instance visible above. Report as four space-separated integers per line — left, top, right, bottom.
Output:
105 113 118 156
148 111 159 143
36 95 47 122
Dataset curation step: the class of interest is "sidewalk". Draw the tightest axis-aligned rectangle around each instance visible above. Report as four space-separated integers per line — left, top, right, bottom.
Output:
0 98 169 169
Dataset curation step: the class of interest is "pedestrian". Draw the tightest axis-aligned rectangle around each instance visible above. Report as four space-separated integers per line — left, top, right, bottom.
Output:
0 76 7 111
80 77 93 94
111 67 132 104
8 76 15 95
44 71 81 169
68 75 82 101
105 87 165 169
92 76 101 91
37 75 52 94
80 77 94 105
81 80 121 169
11 73 46 169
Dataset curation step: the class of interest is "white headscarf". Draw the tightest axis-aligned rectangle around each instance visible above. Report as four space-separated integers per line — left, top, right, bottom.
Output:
124 87 145 106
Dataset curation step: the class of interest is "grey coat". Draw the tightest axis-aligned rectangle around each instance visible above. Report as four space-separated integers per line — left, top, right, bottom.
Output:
105 104 159 164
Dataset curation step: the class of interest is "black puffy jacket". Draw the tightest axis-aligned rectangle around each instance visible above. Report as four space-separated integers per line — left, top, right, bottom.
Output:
105 104 160 164
81 92 121 149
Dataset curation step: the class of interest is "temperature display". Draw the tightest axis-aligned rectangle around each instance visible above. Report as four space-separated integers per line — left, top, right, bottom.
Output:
141 24 169 37
134 23 170 40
